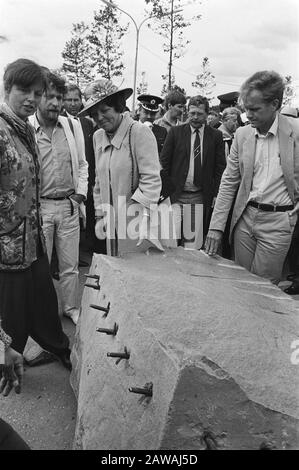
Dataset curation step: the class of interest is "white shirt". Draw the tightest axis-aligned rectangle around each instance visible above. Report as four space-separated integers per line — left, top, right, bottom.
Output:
184 124 205 192
248 114 292 206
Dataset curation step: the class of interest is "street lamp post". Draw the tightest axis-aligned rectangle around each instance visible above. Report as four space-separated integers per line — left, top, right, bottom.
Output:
100 0 181 112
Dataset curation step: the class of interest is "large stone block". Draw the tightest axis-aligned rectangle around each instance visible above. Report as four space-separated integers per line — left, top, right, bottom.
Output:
71 249 299 449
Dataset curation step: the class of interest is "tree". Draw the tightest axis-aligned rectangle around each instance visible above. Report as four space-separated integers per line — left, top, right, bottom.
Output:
137 71 148 95
192 57 216 101
88 4 128 81
145 0 201 90
61 22 95 88
283 75 296 106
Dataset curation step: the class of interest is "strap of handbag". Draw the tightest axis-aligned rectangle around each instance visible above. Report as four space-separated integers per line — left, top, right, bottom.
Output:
128 122 137 196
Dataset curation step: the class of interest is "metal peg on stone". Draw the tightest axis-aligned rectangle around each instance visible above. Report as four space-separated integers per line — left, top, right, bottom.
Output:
129 382 153 397
96 322 118 336
202 432 218 450
107 347 130 364
85 283 101 291
84 274 100 281
90 302 110 317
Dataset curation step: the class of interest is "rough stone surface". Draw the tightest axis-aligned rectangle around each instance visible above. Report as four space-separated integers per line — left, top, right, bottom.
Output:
71 248 299 450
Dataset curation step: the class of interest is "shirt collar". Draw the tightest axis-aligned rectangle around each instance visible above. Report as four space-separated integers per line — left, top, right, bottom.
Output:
190 124 204 133
100 112 132 151
255 113 278 138
33 113 62 132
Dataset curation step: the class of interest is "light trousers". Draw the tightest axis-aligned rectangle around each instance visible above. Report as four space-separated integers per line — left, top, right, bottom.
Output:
233 205 297 284
41 199 80 314
172 191 204 249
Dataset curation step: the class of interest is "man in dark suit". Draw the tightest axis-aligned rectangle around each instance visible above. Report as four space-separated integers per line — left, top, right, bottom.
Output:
160 95 226 248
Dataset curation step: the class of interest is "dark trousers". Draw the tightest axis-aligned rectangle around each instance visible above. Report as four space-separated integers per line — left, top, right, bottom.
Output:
0 418 30 450
287 217 299 283
85 193 106 254
0 255 69 355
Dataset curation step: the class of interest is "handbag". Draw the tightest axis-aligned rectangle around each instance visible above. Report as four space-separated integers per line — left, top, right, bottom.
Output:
128 123 175 203
127 123 177 249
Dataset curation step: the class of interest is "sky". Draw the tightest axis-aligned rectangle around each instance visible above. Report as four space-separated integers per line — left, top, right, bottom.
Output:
0 0 298 107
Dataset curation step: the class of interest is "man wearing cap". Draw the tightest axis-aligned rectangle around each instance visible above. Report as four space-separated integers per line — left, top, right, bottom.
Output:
205 71 299 284
155 89 186 132
161 94 226 249
217 91 240 112
29 71 88 325
137 94 167 155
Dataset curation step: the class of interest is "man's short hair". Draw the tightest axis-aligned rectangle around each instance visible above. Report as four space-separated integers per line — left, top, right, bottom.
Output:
208 110 219 117
164 90 186 109
222 107 240 121
44 70 67 96
240 71 285 109
3 58 47 94
64 83 82 99
188 95 209 114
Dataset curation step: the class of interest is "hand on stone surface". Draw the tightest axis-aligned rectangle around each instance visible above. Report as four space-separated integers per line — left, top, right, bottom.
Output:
137 211 164 252
95 217 106 240
0 347 23 396
204 229 223 256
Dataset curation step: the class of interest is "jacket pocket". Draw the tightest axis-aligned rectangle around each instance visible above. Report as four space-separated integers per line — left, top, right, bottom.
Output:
0 218 26 265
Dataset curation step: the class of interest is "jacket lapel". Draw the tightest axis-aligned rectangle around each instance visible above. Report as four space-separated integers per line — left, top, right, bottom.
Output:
202 125 210 167
242 127 256 196
183 124 191 161
278 114 294 200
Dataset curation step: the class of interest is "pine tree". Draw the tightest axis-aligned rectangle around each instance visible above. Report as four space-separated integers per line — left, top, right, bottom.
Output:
88 4 128 81
192 57 216 101
283 75 296 106
61 22 94 88
145 0 201 90
137 72 148 95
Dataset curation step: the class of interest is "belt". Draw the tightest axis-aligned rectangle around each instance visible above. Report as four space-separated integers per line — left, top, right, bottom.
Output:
247 200 293 212
40 193 75 215
41 194 72 200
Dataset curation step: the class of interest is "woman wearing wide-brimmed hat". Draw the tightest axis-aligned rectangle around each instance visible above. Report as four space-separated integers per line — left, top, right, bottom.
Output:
79 79 163 256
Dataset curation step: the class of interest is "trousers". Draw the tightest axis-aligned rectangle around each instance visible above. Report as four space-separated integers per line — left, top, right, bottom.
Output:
172 191 204 249
0 254 69 355
233 205 297 284
41 199 80 315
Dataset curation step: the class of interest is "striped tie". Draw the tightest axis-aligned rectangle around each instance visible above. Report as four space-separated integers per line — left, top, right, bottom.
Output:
193 129 202 188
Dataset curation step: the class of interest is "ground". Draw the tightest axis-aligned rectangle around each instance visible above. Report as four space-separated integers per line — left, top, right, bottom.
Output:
0 246 298 450
0 247 91 450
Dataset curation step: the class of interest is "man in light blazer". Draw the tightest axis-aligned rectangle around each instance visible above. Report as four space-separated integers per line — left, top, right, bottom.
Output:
205 71 299 284
29 71 88 325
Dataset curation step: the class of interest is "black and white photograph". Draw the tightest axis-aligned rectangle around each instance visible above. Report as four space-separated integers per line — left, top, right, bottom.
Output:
0 0 298 454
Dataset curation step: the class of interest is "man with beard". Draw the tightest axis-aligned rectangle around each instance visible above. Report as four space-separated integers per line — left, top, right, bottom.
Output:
29 72 88 325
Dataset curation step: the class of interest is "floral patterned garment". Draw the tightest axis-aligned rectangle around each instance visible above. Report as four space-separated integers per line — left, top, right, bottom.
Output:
0 114 45 270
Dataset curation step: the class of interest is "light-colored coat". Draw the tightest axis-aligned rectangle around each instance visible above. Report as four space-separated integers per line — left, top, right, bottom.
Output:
209 114 299 241
93 112 161 216
93 113 162 255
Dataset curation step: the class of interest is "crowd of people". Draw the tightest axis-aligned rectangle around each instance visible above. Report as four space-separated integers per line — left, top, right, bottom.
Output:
1 57 299 449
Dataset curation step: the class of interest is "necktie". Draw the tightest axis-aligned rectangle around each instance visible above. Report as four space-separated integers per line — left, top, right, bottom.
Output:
193 129 202 188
